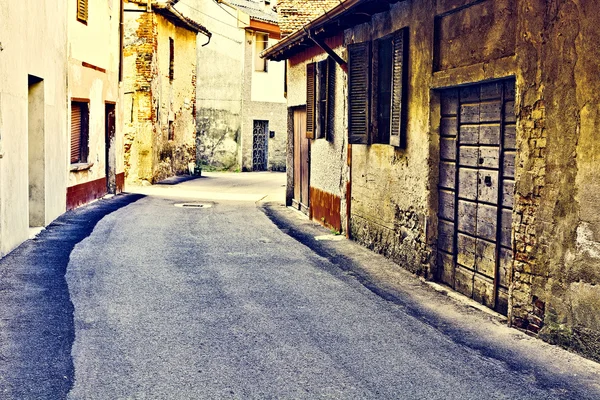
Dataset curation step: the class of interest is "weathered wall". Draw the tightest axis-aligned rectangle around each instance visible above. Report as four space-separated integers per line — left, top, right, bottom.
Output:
68 0 123 202
0 0 68 255
179 0 244 170
510 0 600 362
346 0 434 276
241 30 287 172
286 40 348 230
123 5 197 184
153 15 197 182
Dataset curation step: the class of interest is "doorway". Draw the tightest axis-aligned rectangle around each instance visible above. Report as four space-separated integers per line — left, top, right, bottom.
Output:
437 79 516 315
105 103 116 194
28 75 45 227
292 108 310 214
252 120 269 171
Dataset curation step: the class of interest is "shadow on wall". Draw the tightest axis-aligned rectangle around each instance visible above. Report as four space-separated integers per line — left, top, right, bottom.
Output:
0 194 145 398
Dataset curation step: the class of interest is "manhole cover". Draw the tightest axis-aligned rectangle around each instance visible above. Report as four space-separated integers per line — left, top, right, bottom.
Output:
174 202 212 209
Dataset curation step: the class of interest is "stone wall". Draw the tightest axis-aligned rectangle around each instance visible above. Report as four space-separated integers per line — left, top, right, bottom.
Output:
510 0 600 362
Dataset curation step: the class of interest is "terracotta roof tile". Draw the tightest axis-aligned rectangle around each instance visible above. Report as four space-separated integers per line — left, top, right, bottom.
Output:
274 0 341 37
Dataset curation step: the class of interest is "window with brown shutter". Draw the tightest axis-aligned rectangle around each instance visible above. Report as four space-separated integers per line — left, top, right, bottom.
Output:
77 0 88 24
390 28 408 148
306 63 316 139
325 57 336 142
71 101 89 164
348 42 371 145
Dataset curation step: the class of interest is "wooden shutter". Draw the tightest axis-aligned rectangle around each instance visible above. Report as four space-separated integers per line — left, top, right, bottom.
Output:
348 42 370 145
325 57 336 142
77 0 88 23
71 104 81 163
306 63 316 139
316 60 327 139
390 28 408 148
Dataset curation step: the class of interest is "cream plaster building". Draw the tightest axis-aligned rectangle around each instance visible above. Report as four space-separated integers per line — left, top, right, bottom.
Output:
0 1 69 255
67 0 125 208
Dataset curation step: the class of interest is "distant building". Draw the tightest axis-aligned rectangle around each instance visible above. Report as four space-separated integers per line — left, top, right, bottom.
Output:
177 0 287 172
67 0 125 209
122 0 210 185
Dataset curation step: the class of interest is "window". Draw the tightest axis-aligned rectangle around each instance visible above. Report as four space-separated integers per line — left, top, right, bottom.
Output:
77 0 88 24
255 33 269 72
168 121 174 141
169 38 174 81
71 101 90 164
348 28 408 147
306 57 336 141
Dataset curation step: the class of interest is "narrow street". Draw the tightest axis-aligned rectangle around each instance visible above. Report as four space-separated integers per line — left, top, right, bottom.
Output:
1 172 599 399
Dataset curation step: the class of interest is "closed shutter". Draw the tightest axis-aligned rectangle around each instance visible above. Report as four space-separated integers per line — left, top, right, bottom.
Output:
390 28 408 148
325 57 336 142
306 63 316 139
348 42 370 145
71 104 81 163
77 0 88 23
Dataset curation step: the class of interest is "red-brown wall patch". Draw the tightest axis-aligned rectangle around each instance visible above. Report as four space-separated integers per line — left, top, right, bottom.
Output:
116 172 125 194
309 187 341 232
67 177 107 210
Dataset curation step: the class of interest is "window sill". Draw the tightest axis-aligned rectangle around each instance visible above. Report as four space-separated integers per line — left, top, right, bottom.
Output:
70 162 94 172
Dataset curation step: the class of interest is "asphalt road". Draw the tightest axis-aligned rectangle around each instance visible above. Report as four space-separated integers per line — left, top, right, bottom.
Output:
1 172 599 399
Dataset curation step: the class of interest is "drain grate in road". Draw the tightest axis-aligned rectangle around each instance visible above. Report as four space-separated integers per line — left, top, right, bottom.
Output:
174 202 212 209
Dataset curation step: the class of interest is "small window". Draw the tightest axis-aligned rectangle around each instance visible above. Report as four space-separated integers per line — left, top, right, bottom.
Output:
71 101 90 164
168 121 174 141
255 33 268 72
169 38 174 81
77 0 88 24
306 58 336 141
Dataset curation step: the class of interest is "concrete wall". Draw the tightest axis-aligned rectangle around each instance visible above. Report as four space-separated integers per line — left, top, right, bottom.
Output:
0 0 68 255
123 4 197 184
241 31 287 171
177 0 244 171
68 0 123 205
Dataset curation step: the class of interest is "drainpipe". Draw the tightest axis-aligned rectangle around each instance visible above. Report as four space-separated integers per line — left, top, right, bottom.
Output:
119 0 124 82
304 28 347 71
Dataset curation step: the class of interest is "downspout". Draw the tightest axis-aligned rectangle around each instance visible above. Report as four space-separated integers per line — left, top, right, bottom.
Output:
119 0 124 82
304 27 347 71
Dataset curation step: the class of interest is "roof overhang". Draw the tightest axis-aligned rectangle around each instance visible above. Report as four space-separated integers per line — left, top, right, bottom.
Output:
262 0 403 61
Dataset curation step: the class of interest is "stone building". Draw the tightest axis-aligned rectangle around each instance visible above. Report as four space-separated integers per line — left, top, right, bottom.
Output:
175 0 287 172
264 0 600 362
67 0 126 209
122 0 210 185
0 0 69 255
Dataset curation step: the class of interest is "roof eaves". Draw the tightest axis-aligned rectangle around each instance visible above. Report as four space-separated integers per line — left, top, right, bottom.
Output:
261 0 366 60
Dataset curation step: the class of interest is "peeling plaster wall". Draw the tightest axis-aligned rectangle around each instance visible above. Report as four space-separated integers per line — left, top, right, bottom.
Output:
286 42 349 230
346 0 434 276
0 0 68 255
510 0 600 362
123 6 197 185
68 0 123 194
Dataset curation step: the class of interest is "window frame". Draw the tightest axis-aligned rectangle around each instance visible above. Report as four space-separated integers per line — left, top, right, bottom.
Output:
71 100 90 165
306 57 336 141
77 0 88 24
254 32 269 72
348 27 409 148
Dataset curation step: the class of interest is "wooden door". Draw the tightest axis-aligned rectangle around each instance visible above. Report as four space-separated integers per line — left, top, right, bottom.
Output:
105 104 116 194
293 108 310 213
437 80 516 315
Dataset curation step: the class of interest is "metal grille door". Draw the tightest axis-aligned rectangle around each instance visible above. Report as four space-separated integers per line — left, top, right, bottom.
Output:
252 120 268 171
437 80 516 315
